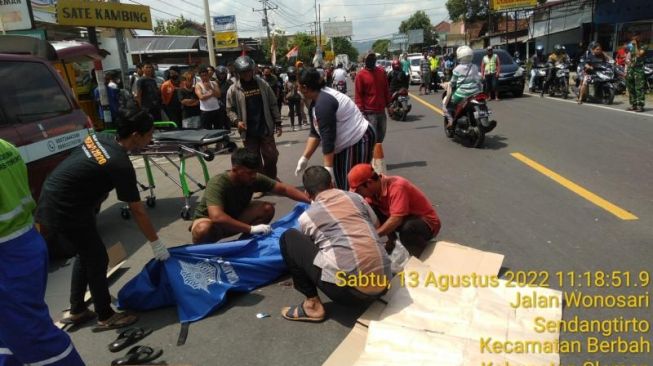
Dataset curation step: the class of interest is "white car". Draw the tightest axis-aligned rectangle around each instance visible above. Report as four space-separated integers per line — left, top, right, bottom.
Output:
408 56 423 84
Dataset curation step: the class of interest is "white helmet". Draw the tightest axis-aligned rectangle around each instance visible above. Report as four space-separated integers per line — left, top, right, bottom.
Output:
456 45 473 64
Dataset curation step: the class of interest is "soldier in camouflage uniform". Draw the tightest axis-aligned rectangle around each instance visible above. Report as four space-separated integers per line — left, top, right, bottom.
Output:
626 35 646 112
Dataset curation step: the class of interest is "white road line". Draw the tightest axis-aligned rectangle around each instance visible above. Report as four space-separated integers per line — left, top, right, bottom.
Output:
524 92 653 118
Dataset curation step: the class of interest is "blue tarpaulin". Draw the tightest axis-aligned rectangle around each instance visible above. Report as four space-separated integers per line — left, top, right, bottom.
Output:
117 203 309 323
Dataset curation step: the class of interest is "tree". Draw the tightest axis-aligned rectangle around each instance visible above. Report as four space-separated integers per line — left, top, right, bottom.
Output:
153 16 198 36
372 39 391 57
332 37 359 62
399 11 436 51
446 0 490 22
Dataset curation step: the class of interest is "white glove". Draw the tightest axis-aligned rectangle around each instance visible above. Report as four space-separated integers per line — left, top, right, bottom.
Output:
250 224 272 235
295 156 309 176
325 166 335 182
149 239 170 261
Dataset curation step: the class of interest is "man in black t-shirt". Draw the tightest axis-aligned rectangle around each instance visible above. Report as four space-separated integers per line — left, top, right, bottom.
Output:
226 56 282 190
136 62 162 121
36 110 170 332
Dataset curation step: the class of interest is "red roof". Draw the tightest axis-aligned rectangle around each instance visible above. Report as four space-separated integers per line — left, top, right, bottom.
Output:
434 21 451 33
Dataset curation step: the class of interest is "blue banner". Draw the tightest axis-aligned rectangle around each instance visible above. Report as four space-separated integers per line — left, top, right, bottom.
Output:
213 15 236 32
118 203 308 323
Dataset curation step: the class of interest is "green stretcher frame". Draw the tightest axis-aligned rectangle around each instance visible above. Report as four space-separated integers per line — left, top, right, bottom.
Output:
103 121 216 220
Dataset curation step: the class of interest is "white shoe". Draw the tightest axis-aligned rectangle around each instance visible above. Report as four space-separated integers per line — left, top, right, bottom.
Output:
372 159 387 174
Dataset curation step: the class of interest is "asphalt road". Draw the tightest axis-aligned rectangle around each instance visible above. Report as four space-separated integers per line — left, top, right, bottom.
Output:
45 85 653 365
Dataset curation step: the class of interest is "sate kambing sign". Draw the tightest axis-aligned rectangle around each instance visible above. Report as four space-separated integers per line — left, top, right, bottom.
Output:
56 0 152 29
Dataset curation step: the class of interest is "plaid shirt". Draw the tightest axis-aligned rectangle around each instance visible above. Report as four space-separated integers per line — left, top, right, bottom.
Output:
299 189 391 292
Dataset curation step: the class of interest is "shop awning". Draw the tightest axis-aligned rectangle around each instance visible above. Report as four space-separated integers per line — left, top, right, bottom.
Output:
127 36 206 55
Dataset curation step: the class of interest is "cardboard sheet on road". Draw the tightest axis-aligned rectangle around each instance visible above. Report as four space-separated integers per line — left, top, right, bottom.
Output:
324 241 563 366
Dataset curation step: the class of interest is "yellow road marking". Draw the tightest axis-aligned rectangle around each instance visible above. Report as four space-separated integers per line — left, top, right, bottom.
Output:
511 152 638 220
409 93 444 115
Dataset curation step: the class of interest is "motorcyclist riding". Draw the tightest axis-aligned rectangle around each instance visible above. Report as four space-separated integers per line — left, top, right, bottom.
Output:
442 45 482 129
529 45 547 91
544 44 570 92
332 63 348 92
388 59 409 94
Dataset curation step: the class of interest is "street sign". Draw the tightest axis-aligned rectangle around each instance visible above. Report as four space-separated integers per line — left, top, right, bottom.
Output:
214 31 238 49
56 0 152 29
213 15 236 32
391 33 408 44
490 0 537 11
323 21 352 38
408 29 424 45
0 0 33 31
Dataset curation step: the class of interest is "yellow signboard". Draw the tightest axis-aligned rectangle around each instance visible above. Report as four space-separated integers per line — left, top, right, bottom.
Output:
325 51 334 62
490 0 537 11
56 0 152 29
215 31 238 49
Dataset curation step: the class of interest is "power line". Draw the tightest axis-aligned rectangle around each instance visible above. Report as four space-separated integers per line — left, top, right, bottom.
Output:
322 0 428 7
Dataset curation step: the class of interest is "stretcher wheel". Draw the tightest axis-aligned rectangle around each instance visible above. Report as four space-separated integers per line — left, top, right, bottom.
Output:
181 208 191 220
204 150 215 162
146 196 156 208
120 207 131 220
226 142 237 152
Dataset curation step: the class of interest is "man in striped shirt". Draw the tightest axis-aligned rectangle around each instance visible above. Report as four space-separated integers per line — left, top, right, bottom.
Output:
280 166 391 322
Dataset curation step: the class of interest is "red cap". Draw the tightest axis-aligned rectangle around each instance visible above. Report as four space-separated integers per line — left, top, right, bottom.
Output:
348 163 375 191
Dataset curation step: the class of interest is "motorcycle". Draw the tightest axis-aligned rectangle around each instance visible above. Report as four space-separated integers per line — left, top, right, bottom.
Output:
334 80 347 94
579 63 616 105
529 64 547 93
443 92 497 148
389 88 411 121
542 62 570 99
612 64 627 95
645 64 653 93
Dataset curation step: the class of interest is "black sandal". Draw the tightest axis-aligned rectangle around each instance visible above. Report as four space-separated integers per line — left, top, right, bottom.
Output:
111 345 163 365
109 327 153 352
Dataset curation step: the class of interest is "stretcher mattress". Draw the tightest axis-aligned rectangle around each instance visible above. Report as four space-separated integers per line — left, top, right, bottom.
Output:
153 129 229 144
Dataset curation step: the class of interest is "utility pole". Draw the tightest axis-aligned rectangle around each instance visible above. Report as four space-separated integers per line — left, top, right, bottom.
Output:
203 0 216 66
254 0 277 45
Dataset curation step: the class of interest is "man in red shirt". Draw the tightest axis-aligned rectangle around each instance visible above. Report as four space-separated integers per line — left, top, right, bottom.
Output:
355 52 392 174
348 163 441 257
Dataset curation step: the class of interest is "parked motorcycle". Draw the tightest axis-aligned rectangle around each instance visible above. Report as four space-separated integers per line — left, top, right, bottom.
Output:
613 64 627 95
443 92 497 148
542 62 570 99
645 64 653 93
389 88 411 121
579 63 616 105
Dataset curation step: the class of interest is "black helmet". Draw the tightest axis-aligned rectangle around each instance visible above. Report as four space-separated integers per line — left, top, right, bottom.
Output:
234 56 255 73
287 65 297 74
553 44 562 54
216 66 228 75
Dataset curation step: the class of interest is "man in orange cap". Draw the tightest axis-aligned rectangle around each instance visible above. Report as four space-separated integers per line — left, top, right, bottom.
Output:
348 163 440 257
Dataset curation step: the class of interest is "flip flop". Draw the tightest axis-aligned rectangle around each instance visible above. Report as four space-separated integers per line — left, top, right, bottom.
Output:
281 303 325 323
111 345 163 365
92 312 138 333
109 327 153 353
60 310 97 325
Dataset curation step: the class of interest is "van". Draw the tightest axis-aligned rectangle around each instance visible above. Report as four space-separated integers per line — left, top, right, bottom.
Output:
0 36 92 200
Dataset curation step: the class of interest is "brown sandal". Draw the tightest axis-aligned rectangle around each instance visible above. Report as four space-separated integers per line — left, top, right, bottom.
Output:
92 312 138 333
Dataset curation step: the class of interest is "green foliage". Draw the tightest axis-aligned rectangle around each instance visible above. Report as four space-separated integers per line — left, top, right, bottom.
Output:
332 37 359 62
292 32 317 64
445 0 488 22
153 16 197 36
398 11 437 52
372 39 391 57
